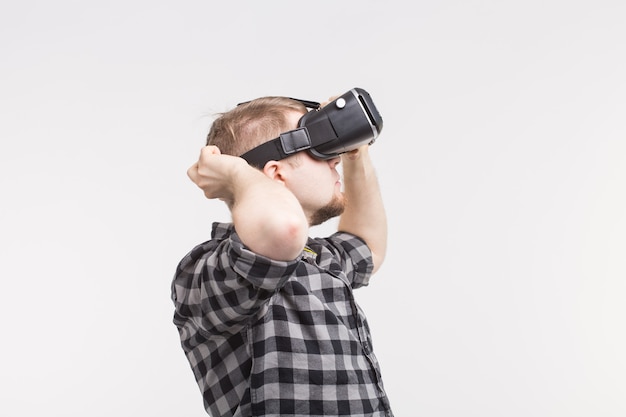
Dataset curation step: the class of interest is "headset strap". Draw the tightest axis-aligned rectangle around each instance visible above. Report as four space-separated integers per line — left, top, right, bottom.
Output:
240 127 312 169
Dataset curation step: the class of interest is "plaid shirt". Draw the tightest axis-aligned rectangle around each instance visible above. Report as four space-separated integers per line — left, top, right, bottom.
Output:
171 222 393 417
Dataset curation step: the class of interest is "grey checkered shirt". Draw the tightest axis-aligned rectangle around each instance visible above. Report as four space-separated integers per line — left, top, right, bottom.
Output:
171 222 393 417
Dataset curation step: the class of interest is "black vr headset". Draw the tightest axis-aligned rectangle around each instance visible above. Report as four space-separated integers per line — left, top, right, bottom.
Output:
240 87 383 168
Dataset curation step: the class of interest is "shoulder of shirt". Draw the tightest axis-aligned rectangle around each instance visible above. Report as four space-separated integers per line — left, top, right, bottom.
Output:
211 221 235 240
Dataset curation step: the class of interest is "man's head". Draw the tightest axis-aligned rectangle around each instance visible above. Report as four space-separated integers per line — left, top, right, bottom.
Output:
206 97 346 226
206 97 308 158
209 88 382 169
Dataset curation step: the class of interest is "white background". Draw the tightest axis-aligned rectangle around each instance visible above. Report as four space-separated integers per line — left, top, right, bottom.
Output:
1 1 625 416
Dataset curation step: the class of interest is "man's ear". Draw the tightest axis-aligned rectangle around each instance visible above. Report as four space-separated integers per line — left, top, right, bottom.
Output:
262 160 286 184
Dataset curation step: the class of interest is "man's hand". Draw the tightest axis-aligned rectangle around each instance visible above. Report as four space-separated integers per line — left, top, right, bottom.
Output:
341 145 365 161
187 145 248 205
320 95 340 108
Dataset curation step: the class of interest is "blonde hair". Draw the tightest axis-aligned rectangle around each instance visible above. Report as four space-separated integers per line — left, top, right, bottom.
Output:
206 97 307 157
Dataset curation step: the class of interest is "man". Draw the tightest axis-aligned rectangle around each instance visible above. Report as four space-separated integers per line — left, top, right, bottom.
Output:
171 92 393 416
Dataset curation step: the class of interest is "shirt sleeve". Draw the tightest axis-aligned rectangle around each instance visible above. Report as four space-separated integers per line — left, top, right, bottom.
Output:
317 231 374 289
172 231 299 336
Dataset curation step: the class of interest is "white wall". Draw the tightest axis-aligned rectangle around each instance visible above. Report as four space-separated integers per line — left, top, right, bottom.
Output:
1 1 625 416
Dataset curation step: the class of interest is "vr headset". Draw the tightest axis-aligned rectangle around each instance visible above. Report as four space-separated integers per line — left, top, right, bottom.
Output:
240 87 383 168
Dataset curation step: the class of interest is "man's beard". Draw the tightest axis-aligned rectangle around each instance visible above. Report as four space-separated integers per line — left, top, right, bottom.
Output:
309 194 346 226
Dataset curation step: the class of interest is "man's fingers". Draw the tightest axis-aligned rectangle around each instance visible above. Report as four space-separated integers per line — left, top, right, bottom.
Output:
187 162 199 180
320 95 340 107
189 145 221 180
201 145 221 157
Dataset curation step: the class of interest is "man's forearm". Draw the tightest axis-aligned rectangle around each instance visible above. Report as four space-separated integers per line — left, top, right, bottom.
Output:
231 165 309 261
338 147 388 273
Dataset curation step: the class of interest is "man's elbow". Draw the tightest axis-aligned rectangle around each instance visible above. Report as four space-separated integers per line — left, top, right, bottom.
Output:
255 214 309 261
274 216 309 260
371 251 386 275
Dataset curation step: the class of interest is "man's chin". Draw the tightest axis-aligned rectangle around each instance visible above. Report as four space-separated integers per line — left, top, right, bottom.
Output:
309 197 345 226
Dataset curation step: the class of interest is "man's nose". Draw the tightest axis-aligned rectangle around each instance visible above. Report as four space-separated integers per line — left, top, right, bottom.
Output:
328 156 341 168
